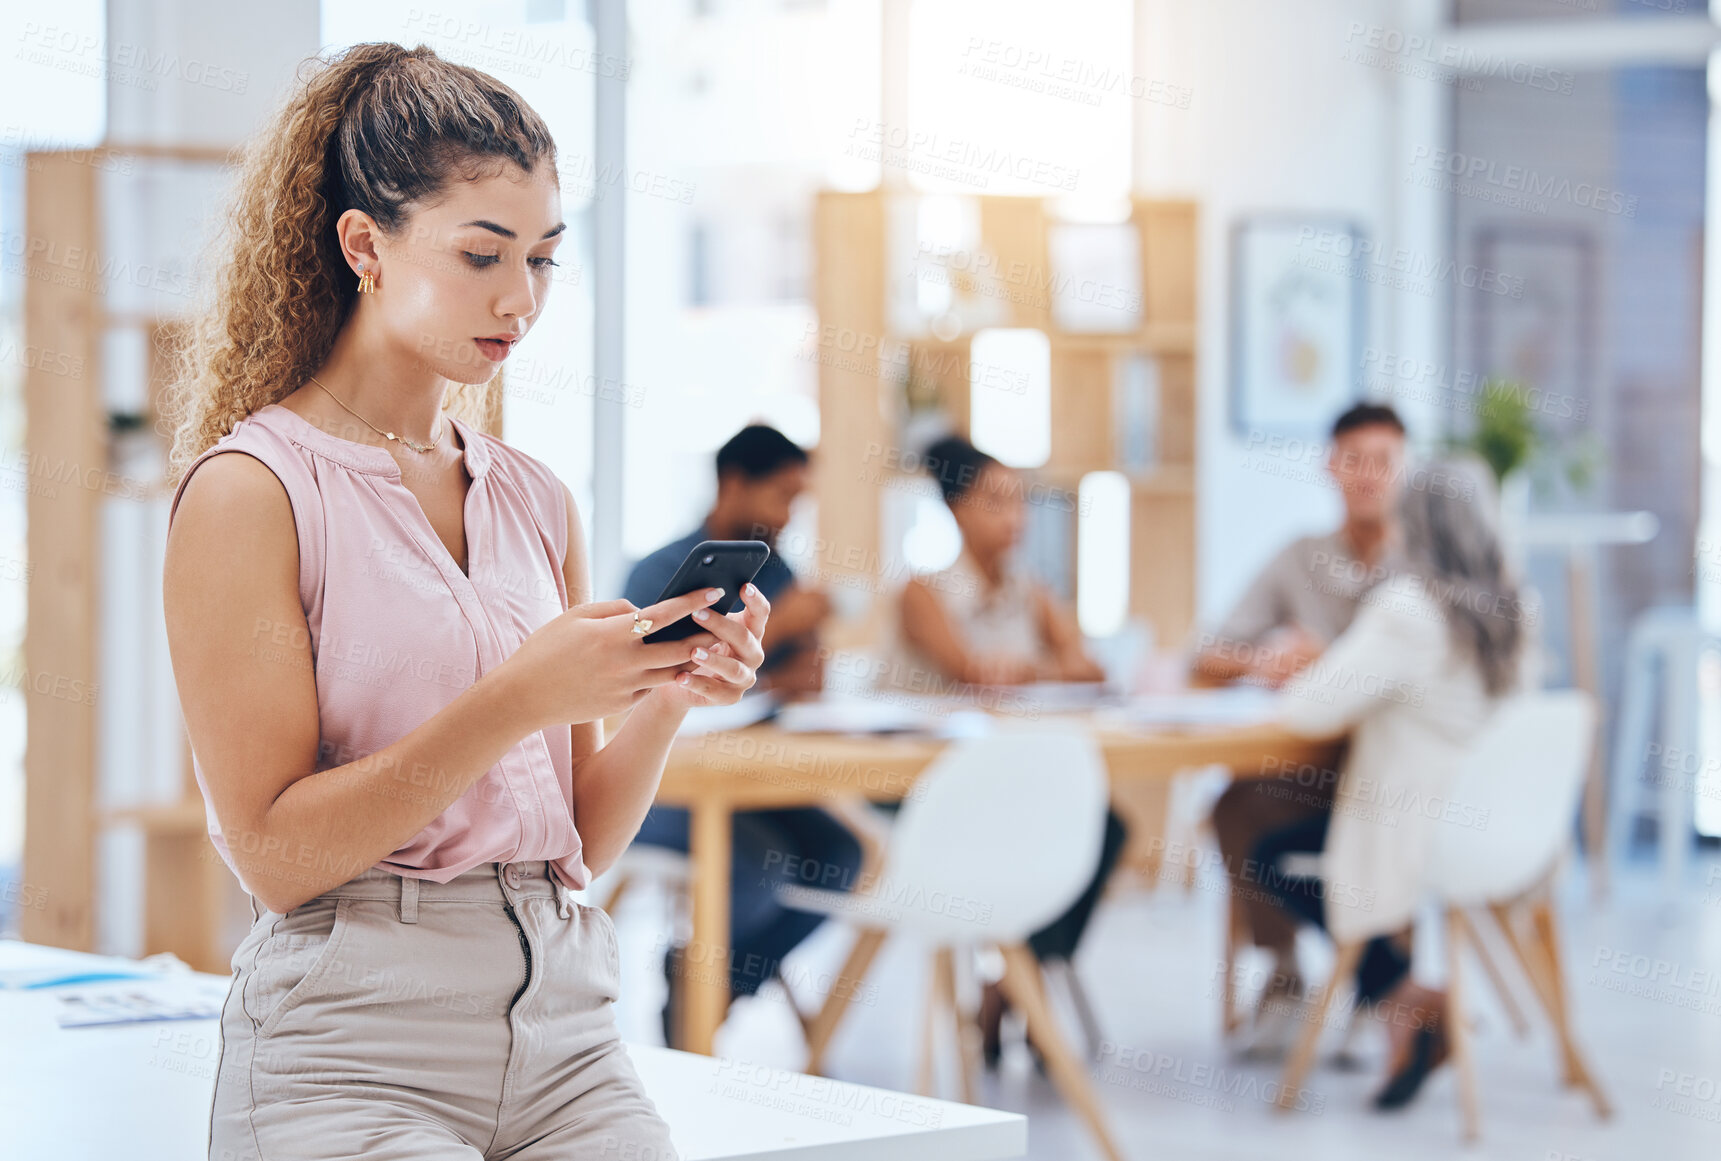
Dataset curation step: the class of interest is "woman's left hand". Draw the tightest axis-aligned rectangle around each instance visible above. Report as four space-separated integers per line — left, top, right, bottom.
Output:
652 582 770 709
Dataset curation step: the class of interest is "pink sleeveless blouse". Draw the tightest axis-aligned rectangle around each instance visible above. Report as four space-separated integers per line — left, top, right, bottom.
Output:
167 402 590 892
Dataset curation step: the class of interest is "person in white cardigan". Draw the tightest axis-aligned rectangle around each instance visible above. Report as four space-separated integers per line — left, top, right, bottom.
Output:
1257 455 1534 1110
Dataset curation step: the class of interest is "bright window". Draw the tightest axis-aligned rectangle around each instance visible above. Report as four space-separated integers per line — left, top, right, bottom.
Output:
969 328 1050 468
1077 470 1130 638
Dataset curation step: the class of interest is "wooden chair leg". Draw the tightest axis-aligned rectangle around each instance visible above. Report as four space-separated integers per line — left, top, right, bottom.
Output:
1486 901 1612 1119
956 953 986 1104
1056 961 1105 1061
918 951 940 1097
803 928 887 1076
1277 941 1363 1111
1528 899 1573 1023
1530 900 1613 1119
1452 908 1530 1038
1447 909 1481 1143
1493 901 1576 1080
1331 1002 1366 1068
997 944 1125 1161
823 795 891 883
934 947 976 1105
1221 892 1246 1036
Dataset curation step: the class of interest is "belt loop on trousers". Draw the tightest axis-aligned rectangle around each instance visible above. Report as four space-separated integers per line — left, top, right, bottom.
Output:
556 888 573 921
399 875 420 924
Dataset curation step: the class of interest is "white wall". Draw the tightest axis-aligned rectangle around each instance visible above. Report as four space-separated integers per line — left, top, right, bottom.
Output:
620 3 870 573
1133 0 1446 628
107 0 318 146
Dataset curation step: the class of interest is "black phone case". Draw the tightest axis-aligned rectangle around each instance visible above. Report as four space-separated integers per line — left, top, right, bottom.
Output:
641 540 772 643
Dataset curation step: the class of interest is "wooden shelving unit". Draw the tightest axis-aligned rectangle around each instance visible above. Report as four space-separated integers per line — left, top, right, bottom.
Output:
810 190 1200 652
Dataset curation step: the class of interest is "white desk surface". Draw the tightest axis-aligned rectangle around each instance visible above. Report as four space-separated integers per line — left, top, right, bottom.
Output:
1 939 1025 1161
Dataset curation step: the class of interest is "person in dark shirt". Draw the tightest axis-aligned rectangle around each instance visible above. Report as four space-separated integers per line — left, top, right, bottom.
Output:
622 425 859 1044
625 425 830 694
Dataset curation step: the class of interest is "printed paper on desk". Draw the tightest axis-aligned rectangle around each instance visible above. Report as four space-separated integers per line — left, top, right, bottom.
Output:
53 975 230 1028
1115 687 1281 728
772 695 946 736
674 690 780 737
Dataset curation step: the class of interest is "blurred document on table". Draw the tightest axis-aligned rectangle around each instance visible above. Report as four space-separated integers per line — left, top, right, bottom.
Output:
772 694 951 736
52 976 231 1028
1110 687 1280 728
673 691 781 737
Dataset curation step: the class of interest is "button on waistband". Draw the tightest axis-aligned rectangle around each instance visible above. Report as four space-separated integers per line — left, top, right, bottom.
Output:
504 862 528 889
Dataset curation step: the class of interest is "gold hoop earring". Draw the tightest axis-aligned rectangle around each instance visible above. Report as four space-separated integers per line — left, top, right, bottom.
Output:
357 264 376 294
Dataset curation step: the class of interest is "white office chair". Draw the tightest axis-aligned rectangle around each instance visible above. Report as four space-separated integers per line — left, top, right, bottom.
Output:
778 731 1125 1161
1278 690 1612 1140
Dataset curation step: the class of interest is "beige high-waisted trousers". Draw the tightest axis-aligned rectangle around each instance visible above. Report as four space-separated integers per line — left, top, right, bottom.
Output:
208 860 678 1161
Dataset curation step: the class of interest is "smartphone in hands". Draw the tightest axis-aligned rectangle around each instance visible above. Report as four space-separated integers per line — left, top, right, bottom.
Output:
641 540 771 643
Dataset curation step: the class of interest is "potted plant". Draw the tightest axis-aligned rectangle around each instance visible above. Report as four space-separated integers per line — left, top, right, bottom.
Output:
1444 379 1600 558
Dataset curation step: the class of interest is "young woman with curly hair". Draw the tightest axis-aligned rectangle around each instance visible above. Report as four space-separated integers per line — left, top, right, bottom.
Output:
162 42 763 1161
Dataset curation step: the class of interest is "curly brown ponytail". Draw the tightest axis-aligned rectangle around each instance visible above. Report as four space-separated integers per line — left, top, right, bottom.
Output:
164 42 557 482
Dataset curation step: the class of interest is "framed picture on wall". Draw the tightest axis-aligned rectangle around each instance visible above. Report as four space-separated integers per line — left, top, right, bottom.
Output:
1229 215 1367 438
1469 223 1595 442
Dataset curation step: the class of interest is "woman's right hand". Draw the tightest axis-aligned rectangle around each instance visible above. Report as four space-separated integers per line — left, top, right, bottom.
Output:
503 590 728 728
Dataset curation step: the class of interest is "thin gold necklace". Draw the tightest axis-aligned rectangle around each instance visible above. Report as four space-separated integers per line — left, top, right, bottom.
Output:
307 375 445 454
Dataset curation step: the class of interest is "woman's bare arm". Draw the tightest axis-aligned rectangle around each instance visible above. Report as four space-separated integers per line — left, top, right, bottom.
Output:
566 580 768 875
898 577 1034 685
163 453 548 913
555 482 768 877
556 480 664 877
1034 585 1105 682
567 686 694 877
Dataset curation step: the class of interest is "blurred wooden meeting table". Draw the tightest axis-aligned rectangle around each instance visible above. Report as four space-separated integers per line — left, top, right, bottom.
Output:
651 707 1346 1055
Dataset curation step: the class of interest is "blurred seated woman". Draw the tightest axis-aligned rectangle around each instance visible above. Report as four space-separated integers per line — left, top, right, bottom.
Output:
897 435 1106 687
894 434 1125 1065
1260 456 1532 1110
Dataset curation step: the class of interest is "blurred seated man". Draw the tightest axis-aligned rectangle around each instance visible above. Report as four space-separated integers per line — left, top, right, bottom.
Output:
1201 403 1408 1042
895 434 1126 1067
627 424 831 695
623 425 858 1042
